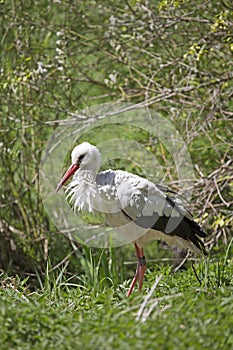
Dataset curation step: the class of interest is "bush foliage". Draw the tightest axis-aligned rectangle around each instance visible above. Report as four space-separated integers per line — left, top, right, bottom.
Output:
0 0 232 279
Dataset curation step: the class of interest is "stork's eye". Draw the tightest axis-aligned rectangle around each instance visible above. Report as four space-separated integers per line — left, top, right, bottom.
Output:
78 154 85 164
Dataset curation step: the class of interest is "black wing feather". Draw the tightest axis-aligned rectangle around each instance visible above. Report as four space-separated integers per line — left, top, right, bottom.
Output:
134 192 208 255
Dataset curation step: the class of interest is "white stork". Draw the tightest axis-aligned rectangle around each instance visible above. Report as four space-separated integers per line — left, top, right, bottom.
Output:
56 142 207 296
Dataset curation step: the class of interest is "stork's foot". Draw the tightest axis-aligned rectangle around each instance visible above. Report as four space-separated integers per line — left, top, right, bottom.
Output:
127 243 147 297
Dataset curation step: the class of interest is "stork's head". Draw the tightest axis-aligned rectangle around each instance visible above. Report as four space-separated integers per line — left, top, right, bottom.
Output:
56 142 101 192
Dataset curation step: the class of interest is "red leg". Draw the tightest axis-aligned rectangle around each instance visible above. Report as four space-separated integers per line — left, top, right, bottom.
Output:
127 243 146 297
126 266 139 297
138 248 146 291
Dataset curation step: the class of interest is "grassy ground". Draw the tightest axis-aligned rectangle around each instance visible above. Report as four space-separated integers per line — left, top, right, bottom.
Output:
0 243 232 350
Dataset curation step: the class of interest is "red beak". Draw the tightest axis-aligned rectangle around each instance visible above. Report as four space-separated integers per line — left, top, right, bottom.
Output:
56 164 79 192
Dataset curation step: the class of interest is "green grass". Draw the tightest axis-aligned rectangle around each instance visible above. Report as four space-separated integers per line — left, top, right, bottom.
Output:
0 245 233 350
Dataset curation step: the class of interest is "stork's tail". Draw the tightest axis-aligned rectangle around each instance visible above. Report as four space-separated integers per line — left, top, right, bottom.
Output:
185 218 208 256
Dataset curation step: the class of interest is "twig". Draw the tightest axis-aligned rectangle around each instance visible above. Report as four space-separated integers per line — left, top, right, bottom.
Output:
136 275 163 321
191 263 202 286
173 251 190 273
